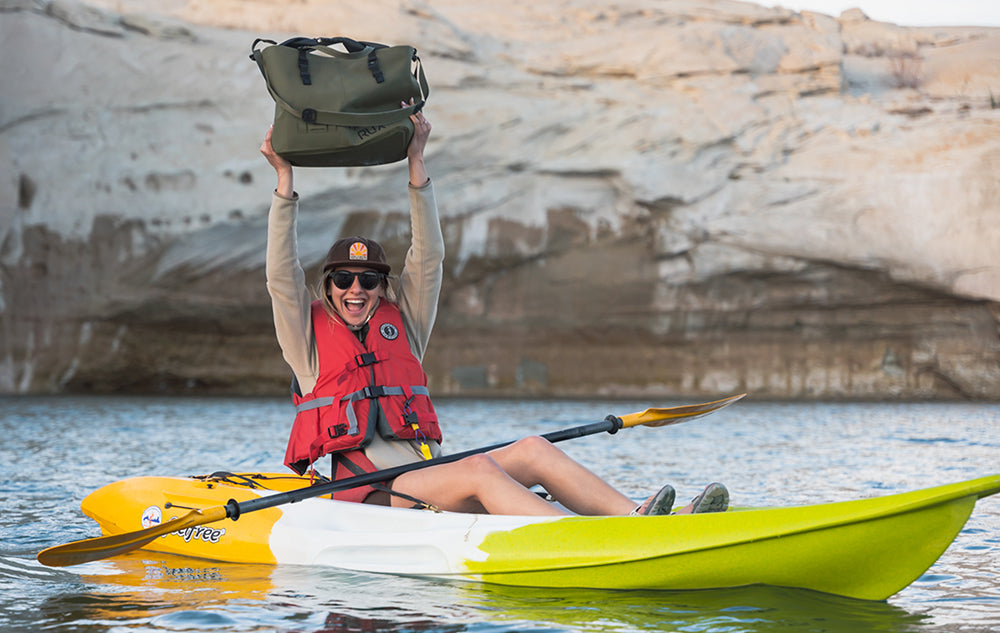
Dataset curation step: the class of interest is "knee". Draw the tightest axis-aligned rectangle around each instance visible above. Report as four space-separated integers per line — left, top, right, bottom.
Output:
509 435 560 463
504 435 564 473
461 453 505 477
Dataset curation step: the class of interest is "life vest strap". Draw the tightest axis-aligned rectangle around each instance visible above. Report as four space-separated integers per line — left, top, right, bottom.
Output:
294 386 431 438
294 396 336 412
343 385 430 435
331 453 439 511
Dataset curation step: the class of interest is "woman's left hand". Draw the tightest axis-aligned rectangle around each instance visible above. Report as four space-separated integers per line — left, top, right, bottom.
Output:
404 99 431 186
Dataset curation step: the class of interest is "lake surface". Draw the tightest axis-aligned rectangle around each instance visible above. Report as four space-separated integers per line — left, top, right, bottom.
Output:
1 396 998 632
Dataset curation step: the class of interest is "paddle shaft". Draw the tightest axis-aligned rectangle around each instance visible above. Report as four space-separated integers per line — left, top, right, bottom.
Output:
226 416 622 518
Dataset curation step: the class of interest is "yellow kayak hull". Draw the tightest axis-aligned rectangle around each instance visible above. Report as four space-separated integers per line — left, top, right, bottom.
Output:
80 472 1000 600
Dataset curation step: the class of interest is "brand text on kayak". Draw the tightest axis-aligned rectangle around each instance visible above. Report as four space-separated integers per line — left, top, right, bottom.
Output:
171 524 227 544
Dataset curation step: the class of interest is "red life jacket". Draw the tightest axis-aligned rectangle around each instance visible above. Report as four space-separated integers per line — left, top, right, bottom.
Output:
284 300 441 502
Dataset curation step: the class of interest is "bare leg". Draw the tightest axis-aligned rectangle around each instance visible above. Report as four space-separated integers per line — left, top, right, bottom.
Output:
390 436 662 516
488 436 637 516
390 452 569 516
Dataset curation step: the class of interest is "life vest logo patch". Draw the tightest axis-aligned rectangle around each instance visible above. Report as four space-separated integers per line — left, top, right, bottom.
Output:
141 505 162 528
349 242 368 261
379 323 399 341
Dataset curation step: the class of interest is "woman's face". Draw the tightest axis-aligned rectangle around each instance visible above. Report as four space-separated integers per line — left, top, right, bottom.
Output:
327 266 385 328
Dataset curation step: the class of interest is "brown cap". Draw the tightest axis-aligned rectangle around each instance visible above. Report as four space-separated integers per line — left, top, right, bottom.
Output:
322 236 391 274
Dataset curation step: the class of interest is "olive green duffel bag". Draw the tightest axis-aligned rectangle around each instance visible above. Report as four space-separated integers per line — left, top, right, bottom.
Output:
250 36 430 167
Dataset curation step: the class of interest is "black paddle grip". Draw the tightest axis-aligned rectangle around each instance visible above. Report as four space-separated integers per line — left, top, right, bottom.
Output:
225 499 241 521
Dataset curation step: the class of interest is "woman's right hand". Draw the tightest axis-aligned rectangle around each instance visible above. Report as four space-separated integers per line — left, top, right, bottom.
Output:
260 126 294 198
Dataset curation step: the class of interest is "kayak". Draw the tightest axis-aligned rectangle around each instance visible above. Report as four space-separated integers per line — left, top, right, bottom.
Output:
79 472 1000 601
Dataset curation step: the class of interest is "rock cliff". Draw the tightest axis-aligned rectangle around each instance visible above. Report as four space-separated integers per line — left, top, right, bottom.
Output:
2 0 998 398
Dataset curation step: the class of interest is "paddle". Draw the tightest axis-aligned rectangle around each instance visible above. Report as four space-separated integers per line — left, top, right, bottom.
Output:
37 392 745 567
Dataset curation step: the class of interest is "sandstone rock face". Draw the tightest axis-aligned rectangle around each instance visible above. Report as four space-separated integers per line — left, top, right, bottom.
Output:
2 0 998 399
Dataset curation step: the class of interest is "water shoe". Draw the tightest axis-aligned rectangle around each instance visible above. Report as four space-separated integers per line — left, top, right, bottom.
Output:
690 482 729 513
633 484 676 516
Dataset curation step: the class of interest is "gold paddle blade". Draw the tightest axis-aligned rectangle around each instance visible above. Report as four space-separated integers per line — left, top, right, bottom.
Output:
619 393 747 428
37 505 229 567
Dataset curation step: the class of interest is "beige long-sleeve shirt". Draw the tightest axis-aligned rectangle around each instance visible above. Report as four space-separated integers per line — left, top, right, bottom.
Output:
265 180 445 470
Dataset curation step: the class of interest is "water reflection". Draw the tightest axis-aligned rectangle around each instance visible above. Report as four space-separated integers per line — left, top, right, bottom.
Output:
316 612 470 633
458 583 930 633
14 553 275 631
87 551 274 597
9 549 933 633
55 552 936 633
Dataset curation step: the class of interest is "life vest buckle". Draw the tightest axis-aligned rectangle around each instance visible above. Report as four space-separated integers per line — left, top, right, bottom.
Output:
355 352 379 367
362 385 386 399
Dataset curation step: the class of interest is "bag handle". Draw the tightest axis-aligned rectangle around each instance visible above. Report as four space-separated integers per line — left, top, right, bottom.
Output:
291 36 386 53
250 46 430 127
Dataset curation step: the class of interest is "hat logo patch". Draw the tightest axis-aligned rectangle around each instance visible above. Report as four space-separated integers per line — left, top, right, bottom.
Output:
349 242 368 261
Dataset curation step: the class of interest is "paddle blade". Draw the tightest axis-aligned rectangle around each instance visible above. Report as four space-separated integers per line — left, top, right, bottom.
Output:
37 505 229 567
619 393 746 428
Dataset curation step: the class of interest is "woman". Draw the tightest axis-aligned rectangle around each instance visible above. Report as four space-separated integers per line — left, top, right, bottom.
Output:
261 106 729 516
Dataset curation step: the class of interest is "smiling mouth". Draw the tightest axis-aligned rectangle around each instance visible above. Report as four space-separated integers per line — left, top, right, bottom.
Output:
344 299 367 315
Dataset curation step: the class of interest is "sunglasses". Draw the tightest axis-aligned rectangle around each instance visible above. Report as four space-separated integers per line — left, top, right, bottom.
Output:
329 270 386 291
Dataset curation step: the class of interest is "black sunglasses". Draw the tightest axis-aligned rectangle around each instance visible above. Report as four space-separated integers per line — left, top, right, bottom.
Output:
329 270 386 291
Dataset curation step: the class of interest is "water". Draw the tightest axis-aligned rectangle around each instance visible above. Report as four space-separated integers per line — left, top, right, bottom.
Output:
1 396 998 632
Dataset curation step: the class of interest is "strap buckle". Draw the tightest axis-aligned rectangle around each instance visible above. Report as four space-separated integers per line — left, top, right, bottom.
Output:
362 386 385 399
355 352 379 367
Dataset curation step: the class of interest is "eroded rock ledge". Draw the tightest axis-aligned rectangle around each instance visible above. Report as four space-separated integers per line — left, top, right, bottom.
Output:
1 0 998 399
